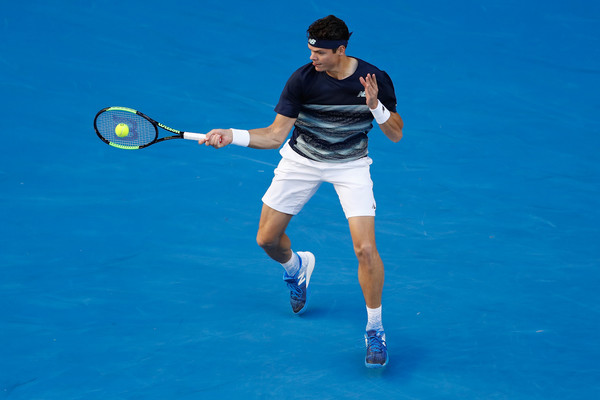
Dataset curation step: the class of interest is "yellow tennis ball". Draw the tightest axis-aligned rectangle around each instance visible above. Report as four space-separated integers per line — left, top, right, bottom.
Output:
115 123 129 137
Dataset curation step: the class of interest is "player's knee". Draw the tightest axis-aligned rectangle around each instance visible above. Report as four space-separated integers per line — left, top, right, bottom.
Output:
354 242 376 263
256 230 278 251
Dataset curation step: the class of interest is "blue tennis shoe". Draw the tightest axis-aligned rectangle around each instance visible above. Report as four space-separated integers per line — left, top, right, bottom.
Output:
365 329 389 368
282 251 315 314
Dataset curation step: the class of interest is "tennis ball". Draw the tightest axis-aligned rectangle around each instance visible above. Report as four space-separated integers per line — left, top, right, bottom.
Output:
115 123 129 137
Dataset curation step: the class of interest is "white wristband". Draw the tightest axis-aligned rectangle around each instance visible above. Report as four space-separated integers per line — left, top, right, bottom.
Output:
369 100 391 125
230 129 250 147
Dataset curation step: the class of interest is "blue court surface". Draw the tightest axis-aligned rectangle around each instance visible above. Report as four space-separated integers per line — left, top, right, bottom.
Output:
1 1 599 399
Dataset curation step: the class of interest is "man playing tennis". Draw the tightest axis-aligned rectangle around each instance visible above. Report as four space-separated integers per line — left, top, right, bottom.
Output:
201 15 403 368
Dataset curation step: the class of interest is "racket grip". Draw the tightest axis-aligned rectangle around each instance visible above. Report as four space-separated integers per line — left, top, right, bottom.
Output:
183 132 206 141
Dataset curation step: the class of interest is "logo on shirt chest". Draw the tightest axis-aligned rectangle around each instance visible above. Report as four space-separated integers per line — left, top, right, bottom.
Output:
357 91 366 98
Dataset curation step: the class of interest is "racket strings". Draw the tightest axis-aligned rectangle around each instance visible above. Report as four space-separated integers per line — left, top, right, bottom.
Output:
96 110 156 147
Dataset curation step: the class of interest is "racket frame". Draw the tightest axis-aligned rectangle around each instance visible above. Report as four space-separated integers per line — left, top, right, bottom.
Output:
94 106 206 149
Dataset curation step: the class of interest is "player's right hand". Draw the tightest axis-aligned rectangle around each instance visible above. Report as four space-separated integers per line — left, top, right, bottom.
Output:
201 129 230 148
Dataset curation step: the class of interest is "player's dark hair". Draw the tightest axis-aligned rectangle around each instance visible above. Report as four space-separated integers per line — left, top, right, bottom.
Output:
307 15 352 52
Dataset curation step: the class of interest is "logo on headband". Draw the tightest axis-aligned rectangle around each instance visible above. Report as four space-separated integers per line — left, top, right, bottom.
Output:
307 37 348 50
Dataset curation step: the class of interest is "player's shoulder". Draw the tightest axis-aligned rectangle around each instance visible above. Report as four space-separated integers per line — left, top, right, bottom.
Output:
289 62 318 80
355 58 391 79
355 57 380 70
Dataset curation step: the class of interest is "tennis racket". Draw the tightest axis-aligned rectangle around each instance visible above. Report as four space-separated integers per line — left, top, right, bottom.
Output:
94 106 206 150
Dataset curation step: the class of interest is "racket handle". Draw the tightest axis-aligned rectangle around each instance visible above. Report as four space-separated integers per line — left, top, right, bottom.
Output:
183 132 206 141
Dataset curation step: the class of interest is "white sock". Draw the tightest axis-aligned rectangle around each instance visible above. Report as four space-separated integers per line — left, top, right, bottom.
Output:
281 251 300 277
366 305 383 332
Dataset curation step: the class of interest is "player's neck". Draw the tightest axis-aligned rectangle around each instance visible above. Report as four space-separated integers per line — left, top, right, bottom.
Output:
326 56 357 80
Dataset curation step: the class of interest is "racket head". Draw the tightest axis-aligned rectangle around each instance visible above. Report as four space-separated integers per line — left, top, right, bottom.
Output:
94 107 158 149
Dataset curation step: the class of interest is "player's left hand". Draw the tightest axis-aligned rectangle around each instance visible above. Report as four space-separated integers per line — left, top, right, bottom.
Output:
359 73 379 109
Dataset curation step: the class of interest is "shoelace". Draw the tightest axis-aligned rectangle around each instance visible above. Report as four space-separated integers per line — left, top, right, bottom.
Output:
367 334 385 353
286 280 303 299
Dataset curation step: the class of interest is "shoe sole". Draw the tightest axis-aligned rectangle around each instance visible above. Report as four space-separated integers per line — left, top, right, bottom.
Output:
294 251 315 315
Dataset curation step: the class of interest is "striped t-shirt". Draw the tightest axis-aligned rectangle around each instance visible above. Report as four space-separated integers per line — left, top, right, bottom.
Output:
275 58 397 163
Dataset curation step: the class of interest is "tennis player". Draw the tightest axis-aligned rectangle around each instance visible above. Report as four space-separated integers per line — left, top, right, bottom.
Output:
201 15 403 368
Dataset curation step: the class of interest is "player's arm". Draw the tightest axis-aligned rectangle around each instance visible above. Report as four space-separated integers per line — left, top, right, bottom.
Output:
359 73 403 143
378 111 403 143
200 113 296 149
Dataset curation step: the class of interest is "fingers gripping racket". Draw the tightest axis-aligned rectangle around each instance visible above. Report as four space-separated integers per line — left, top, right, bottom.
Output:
94 106 206 150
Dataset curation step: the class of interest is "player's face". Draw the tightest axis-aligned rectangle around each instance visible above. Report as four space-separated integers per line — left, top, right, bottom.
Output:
308 44 341 72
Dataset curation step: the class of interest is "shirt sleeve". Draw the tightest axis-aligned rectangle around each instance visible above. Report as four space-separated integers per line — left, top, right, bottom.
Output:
377 71 398 113
274 69 304 118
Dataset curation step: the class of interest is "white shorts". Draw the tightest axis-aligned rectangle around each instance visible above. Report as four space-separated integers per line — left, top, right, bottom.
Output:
262 142 376 218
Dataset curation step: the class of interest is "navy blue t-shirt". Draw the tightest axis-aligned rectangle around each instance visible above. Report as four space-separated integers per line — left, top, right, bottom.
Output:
275 58 397 162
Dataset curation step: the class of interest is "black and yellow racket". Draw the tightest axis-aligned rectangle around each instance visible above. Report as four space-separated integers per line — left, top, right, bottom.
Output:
94 106 206 150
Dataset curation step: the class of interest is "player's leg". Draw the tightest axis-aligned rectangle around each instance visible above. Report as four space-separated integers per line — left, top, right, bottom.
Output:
348 216 384 310
330 160 388 367
348 216 389 368
329 162 383 309
256 204 316 314
259 157 321 314
256 204 293 264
